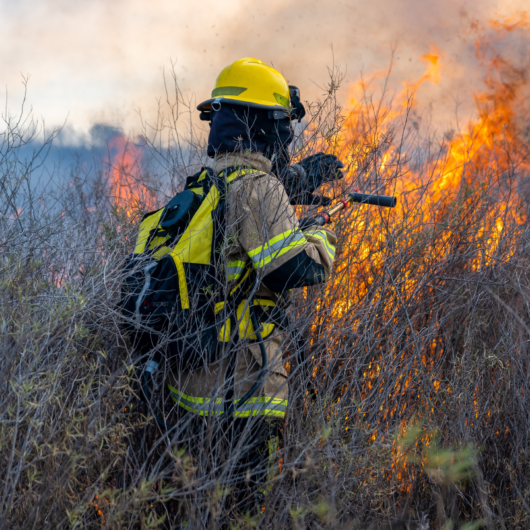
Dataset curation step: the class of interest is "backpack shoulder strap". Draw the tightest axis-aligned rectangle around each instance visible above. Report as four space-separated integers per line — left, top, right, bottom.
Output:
184 167 206 190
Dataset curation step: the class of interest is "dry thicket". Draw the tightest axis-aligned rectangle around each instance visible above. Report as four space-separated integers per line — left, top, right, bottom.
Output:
1 47 530 529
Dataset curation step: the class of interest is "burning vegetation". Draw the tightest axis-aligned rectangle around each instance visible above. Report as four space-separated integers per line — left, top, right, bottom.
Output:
292 16 530 526
1 15 530 530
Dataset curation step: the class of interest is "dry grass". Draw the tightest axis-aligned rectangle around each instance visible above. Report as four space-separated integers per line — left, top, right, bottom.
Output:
1 70 530 529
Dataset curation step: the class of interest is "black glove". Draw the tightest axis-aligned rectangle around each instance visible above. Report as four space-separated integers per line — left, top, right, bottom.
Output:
288 191 332 206
283 153 344 205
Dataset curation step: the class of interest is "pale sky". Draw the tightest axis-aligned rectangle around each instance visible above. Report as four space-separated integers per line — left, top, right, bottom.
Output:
1 0 529 145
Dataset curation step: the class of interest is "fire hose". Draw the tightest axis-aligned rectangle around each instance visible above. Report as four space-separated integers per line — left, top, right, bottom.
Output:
299 191 397 230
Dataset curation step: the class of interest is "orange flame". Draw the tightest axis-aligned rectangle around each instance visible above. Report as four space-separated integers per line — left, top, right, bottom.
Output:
107 133 155 214
404 45 443 94
310 15 530 490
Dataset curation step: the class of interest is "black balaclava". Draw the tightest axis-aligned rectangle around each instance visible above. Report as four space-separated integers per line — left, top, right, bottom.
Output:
207 103 293 177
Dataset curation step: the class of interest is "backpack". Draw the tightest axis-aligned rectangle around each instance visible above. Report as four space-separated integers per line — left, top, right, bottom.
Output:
120 166 266 370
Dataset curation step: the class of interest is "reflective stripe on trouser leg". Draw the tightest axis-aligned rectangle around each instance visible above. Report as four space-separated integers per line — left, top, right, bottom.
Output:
168 384 287 418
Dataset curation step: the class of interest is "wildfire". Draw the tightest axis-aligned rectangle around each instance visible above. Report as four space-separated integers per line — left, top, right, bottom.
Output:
309 15 530 491
107 133 155 214
331 15 530 285
404 45 443 95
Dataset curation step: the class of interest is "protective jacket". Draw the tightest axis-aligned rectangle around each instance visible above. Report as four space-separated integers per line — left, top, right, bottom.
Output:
167 152 336 418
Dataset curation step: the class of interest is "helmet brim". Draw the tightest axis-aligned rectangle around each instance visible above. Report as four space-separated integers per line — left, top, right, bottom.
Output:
197 96 289 113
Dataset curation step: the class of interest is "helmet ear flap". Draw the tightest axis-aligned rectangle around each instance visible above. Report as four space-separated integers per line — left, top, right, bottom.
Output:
289 85 306 122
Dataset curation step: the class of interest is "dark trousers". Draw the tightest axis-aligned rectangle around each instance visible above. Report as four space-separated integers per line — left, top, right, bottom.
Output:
177 410 281 525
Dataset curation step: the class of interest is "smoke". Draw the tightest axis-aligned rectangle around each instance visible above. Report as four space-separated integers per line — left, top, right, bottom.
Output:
1 0 529 142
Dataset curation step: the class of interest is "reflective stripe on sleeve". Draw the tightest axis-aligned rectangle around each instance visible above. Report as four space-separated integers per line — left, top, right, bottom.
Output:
247 229 307 269
168 384 288 418
304 229 336 260
226 260 247 281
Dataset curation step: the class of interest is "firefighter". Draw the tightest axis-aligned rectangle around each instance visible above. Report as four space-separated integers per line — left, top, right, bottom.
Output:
164 57 343 523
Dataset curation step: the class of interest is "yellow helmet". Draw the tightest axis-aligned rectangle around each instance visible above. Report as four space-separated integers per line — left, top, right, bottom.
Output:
197 57 290 112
